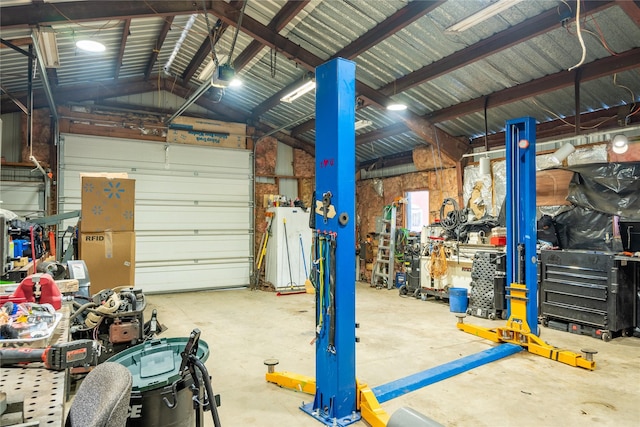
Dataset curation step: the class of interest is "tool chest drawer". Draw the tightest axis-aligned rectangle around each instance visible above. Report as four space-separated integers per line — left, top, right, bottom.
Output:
539 250 635 338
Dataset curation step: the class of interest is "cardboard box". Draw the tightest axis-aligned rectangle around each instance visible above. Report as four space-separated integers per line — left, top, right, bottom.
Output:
166 129 246 149
81 176 135 232
80 231 135 294
166 116 247 149
169 116 246 135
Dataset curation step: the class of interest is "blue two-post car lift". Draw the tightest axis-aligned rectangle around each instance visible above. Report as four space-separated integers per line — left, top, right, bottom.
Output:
265 59 595 427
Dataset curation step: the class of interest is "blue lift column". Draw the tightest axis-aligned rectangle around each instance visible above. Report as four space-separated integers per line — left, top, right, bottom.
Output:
301 58 359 426
457 117 594 370
505 117 538 335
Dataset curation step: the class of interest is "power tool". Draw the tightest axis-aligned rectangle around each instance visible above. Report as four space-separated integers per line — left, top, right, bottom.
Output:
0 339 96 370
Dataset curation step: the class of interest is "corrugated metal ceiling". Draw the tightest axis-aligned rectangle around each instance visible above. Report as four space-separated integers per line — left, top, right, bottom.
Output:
1 0 639 165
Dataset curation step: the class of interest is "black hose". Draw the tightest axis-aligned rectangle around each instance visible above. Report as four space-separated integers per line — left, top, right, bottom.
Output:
190 355 222 427
440 198 461 231
69 301 98 322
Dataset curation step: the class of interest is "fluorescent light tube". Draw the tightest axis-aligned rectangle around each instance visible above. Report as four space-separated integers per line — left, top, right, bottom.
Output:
280 80 316 103
446 0 523 33
36 28 60 68
355 120 372 130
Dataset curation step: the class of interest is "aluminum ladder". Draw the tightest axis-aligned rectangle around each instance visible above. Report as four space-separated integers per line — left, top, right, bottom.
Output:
371 204 397 289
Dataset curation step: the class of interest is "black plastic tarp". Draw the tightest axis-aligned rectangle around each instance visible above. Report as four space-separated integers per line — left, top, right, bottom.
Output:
564 162 640 220
554 205 623 252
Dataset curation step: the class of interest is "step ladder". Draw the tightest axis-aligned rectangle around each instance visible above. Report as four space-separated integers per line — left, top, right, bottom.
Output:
371 204 397 289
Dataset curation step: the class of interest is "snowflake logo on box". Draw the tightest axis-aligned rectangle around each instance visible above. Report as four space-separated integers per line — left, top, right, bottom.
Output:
83 182 95 193
92 205 103 216
104 181 125 199
123 210 134 220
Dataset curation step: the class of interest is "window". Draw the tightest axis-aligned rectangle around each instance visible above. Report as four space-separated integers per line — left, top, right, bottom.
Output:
406 190 429 232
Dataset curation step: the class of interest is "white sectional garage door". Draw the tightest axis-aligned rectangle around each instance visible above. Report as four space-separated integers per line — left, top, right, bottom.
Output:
0 181 45 218
58 133 252 293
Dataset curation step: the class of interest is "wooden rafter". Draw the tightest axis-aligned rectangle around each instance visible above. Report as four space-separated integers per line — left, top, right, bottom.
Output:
145 16 174 79
428 48 640 123
233 0 310 72
1 2 202 28
292 0 615 137
251 0 441 123
616 0 640 26
204 1 468 161
181 1 245 84
114 19 131 79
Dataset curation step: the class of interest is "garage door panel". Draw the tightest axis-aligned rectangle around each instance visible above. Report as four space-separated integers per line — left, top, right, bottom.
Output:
135 261 250 293
0 182 44 217
63 171 249 205
135 206 250 231
59 133 252 292
135 178 249 203
63 138 249 175
136 234 249 262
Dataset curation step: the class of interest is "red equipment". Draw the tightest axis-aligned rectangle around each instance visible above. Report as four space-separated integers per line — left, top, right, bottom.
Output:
11 273 62 310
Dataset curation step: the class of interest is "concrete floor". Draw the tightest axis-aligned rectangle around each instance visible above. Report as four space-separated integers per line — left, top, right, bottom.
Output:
146 282 640 427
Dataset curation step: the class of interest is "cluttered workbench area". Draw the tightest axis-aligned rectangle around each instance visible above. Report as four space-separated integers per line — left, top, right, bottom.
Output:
361 184 640 343
0 174 221 426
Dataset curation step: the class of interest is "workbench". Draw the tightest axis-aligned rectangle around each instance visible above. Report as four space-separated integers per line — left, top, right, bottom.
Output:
0 305 70 426
420 243 505 296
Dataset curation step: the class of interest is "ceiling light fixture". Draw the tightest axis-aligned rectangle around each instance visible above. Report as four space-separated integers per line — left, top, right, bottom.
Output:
387 103 407 111
611 134 629 154
198 55 229 81
35 28 60 68
76 39 106 53
355 120 373 130
550 143 576 164
479 156 491 175
281 80 316 103
228 77 242 87
211 63 237 88
445 0 523 33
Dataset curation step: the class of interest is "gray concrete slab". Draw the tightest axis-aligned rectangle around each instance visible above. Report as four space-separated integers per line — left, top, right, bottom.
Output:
146 282 640 427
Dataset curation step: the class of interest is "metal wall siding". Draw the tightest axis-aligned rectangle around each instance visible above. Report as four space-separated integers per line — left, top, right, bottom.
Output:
59 133 252 293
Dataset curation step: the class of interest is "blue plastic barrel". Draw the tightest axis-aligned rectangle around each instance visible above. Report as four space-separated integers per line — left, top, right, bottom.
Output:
448 288 468 313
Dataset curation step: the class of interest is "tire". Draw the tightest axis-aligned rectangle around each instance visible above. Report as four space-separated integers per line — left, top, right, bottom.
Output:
488 313 496 320
398 285 408 297
601 331 612 342
501 311 508 320
542 319 549 327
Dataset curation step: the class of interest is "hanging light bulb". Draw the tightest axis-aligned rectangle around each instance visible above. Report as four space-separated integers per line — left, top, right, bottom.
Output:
479 156 491 175
611 134 629 154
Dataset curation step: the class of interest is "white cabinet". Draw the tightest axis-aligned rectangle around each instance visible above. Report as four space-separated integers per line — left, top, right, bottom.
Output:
265 207 312 290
